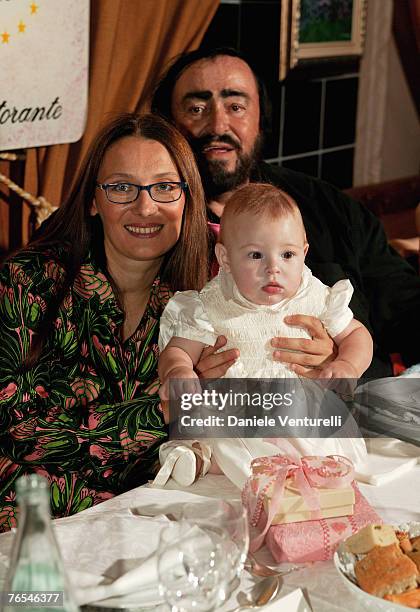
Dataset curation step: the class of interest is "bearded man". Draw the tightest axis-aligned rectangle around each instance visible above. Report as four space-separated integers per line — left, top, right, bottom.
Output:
151 47 420 380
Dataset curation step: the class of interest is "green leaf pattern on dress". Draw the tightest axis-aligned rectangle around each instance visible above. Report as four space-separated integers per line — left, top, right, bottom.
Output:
0 248 171 531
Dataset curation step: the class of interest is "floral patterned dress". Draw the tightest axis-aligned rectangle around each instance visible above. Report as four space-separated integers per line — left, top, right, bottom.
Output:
0 247 171 531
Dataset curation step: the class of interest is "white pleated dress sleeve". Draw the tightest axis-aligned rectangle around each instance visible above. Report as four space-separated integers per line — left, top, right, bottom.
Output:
320 279 354 338
158 290 218 352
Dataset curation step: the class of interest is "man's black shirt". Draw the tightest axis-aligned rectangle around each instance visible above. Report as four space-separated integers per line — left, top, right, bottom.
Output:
208 162 420 379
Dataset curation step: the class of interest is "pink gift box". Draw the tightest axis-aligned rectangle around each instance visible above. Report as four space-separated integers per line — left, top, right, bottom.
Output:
243 451 357 553
264 480 355 524
265 483 382 563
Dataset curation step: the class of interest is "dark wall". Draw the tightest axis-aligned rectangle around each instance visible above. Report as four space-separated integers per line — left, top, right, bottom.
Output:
200 0 360 189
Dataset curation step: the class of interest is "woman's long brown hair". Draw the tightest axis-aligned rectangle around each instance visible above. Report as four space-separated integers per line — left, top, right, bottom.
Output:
22 113 209 367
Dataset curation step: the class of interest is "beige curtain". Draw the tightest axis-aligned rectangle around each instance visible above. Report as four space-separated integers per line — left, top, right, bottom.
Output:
354 0 420 185
353 0 394 185
19 0 219 242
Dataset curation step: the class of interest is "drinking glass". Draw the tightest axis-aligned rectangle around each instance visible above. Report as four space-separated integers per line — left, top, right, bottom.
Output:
157 521 227 612
181 499 249 597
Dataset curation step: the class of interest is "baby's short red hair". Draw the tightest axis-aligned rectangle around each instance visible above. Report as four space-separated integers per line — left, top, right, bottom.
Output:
219 183 305 244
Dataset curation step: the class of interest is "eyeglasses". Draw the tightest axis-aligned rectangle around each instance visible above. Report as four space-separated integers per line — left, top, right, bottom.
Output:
96 181 188 204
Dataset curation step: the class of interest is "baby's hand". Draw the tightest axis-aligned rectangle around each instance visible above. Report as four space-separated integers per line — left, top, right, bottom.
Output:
159 367 202 402
315 359 358 399
317 359 359 379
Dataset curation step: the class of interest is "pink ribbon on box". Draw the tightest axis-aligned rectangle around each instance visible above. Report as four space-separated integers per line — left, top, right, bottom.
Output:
243 442 354 552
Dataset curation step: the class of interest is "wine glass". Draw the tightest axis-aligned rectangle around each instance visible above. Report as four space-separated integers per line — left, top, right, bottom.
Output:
181 499 249 598
156 521 227 612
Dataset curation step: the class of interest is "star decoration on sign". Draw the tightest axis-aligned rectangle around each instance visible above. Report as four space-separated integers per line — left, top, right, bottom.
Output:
0 2 39 47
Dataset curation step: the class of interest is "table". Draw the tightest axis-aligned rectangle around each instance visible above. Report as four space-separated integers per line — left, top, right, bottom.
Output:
0 437 419 611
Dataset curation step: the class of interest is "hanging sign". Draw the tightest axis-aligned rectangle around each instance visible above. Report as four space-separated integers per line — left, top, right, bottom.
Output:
0 0 89 150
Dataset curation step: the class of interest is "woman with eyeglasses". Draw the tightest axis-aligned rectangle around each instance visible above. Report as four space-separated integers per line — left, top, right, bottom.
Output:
0 113 210 530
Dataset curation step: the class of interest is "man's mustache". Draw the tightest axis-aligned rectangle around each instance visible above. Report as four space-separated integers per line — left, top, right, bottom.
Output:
190 134 241 153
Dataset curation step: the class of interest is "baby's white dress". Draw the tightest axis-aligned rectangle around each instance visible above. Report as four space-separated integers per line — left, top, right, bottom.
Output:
156 265 367 488
159 265 354 378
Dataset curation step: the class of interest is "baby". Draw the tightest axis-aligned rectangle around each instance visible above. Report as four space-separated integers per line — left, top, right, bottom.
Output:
155 184 373 488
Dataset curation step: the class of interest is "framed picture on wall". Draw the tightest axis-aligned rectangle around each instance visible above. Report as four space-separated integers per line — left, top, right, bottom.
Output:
280 0 368 80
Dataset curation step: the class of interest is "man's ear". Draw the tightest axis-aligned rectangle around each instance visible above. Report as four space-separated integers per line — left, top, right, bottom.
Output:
90 198 98 217
215 243 231 272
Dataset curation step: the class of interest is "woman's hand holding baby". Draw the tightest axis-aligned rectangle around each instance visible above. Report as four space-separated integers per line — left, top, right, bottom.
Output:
191 316 338 380
195 335 240 379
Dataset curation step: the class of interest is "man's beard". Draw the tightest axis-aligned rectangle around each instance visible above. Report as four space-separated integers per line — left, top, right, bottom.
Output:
188 133 263 199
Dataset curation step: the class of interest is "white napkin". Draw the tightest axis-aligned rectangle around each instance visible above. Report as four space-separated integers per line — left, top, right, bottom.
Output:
352 437 419 485
71 549 160 606
70 523 213 606
51 509 171 607
355 453 418 485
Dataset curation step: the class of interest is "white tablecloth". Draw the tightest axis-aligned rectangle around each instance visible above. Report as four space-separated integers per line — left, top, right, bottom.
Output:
0 437 419 611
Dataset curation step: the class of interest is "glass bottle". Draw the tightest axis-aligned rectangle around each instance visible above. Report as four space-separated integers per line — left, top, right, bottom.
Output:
2 474 79 612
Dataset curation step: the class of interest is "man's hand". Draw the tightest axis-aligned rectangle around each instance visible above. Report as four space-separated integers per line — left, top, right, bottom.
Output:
195 335 239 379
271 314 337 378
